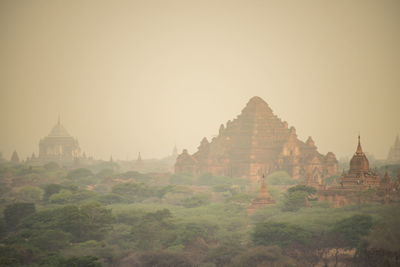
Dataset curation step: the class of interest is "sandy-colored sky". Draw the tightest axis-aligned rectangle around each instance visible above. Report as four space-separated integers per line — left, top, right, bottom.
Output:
0 0 399 161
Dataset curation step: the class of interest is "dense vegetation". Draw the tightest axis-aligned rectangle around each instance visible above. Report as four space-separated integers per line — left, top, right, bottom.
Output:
0 162 399 266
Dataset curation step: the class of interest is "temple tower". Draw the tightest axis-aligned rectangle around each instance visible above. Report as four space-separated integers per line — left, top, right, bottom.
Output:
10 150 20 163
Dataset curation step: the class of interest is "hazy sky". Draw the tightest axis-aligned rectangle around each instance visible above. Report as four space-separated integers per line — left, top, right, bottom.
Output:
1 0 399 161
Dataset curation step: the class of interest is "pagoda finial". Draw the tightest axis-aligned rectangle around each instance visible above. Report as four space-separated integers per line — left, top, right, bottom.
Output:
261 174 267 189
58 114 60 125
356 135 363 154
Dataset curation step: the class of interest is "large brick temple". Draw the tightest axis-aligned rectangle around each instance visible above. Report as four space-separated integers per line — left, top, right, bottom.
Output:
175 96 338 181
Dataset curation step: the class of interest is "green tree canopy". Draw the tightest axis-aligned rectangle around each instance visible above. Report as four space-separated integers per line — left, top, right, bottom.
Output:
19 202 113 242
331 214 373 248
287 185 317 195
252 222 311 248
111 182 154 202
4 202 36 230
232 246 295 267
282 185 317 211
67 168 93 179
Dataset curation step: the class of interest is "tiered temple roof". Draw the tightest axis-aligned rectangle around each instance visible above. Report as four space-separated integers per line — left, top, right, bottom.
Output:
175 96 338 181
38 118 80 164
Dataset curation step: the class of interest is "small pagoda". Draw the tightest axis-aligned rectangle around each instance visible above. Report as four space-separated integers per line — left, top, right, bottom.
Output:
247 175 275 214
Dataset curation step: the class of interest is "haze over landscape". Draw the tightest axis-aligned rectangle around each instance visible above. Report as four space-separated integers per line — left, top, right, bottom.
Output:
2 1 400 266
1 0 399 160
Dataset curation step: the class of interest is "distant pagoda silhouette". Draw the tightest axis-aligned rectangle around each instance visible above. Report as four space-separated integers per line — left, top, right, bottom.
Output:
38 117 81 164
387 134 400 163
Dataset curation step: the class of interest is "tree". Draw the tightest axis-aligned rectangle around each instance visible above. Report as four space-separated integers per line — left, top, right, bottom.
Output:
355 208 400 266
96 168 114 179
39 254 102 267
287 185 317 195
120 251 192 267
232 246 295 267
20 203 113 242
111 182 154 202
174 222 218 246
49 189 74 204
43 184 65 201
61 256 102 267
203 241 243 267
80 202 114 240
16 186 43 202
4 203 35 230
252 222 311 248
181 194 210 208
53 203 113 242
282 185 317 211
130 209 174 249
282 191 309 212
54 205 85 241
331 214 373 248
67 168 93 179
95 193 125 205
30 230 71 251
0 244 39 266
49 188 97 204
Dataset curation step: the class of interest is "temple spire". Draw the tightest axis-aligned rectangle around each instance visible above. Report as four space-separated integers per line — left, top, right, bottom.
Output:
261 174 267 189
58 114 60 126
356 135 363 154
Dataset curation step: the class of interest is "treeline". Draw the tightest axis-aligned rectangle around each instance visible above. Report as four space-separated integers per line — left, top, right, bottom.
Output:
1 201 399 266
0 163 399 266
